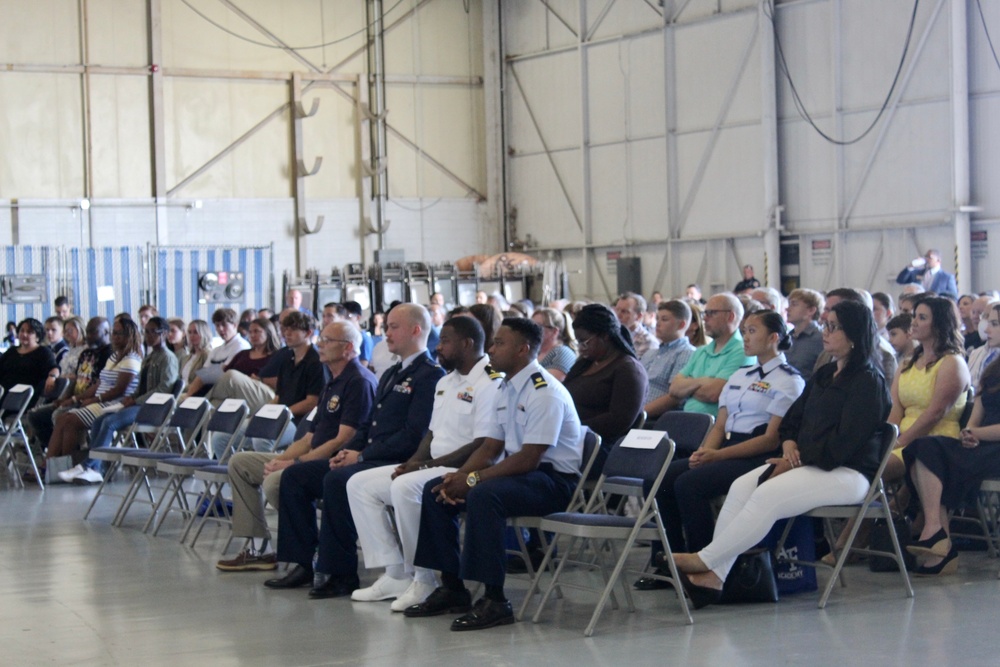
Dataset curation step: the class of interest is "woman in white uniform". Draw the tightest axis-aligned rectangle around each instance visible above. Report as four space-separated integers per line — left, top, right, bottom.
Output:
637 310 804 590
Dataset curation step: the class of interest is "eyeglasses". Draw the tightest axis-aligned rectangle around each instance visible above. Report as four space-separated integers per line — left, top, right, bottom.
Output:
703 309 731 318
576 335 595 349
823 321 842 333
320 337 351 345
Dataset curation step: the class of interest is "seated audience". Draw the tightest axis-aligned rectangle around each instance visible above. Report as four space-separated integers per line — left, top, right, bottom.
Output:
646 293 753 420
886 313 915 364
968 302 1000 391
178 308 251 397
166 318 189 370
965 295 996 351
182 317 279 402
563 304 647 453
178 320 212 389
872 292 895 340
957 294 976 337
343 301 375 366
531 307 577 381
684 300 708 347
885 296 970 483
44 318 143 476
641 300 695 406
49 316 87 394
672 301 891 607
784 288 824 381
903 352 1000 575
44 317 69 368
63 317 179 482
813 288 897 381
614 292 658 357
0 318 58 408
636 310 804 590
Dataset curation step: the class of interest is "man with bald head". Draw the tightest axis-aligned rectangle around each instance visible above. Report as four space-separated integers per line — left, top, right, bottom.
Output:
646 293 754 423
266 304 445 597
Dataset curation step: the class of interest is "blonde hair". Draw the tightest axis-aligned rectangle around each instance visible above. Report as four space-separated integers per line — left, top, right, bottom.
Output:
533 307 577 351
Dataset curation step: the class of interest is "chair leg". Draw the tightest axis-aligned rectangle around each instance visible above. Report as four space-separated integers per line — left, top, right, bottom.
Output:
83 459 121 519
150 475 187 536
531 535 581 624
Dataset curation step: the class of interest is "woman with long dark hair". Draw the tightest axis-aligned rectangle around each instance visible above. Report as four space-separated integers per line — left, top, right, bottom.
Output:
0 318 57 406
672 301 891 608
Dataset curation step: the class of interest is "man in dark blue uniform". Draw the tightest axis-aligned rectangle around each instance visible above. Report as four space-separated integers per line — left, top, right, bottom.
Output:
264 303 444 597
405 318 582 631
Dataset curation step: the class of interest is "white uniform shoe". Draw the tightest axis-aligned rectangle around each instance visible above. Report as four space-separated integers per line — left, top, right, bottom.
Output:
390 580 437 612
351 573 411 602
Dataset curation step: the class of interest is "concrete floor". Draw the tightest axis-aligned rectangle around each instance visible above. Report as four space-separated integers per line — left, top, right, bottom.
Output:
3 478 999 667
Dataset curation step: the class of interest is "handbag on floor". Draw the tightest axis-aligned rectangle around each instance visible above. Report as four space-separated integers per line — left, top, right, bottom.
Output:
720 549 779 603
45 455 73 485
868 516 915 572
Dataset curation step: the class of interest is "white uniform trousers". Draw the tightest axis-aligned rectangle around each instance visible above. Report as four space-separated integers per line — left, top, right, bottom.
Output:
698 463 869 581
346 465 456 579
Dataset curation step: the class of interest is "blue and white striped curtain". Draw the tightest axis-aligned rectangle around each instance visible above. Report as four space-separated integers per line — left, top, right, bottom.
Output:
152 245 271 323
66 247 147 321
0 246 57 325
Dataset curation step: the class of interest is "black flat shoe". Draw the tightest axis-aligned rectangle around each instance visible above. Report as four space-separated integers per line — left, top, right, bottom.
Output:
309 574 360 599
914 548 959 577
634 565 674 591
263 564 313 589
677 571 722 610
907 528 950 558
403 586 473 617
450 597 515 631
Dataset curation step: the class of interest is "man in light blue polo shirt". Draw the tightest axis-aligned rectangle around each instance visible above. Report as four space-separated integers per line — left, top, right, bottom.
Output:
646 293 754 419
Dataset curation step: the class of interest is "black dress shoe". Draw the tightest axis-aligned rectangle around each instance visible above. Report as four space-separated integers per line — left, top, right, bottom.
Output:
309 574 360 599
263 564 314 589
451 597 515 631
676 571 722 610
403 586 473 617
634 566 674 591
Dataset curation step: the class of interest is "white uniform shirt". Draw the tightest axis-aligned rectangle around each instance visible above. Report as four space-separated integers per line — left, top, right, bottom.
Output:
428 355 502 459
484 360 582 475
721 353 805 435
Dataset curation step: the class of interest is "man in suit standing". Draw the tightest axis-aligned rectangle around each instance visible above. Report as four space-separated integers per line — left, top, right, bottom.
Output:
896 249 957 298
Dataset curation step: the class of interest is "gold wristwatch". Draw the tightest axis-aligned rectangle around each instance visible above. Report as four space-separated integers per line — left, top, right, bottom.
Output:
466 471 480 488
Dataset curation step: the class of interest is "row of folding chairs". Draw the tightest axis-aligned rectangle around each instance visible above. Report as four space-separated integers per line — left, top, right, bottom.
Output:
514 419 913 636
0 385 41 488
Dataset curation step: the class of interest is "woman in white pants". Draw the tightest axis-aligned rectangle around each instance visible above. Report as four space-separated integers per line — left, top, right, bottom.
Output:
673 300 892 608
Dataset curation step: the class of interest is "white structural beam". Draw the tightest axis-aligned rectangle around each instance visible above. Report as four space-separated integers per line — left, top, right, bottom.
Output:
951 0 971 295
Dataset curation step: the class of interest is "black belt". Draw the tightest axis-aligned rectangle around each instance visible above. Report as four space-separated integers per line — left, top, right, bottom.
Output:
539 462 580 483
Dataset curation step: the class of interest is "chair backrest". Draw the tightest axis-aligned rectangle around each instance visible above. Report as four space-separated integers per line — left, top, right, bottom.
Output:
958 387 975 429
169 378 185 397
169 398 213 430
293 406 316 441
601 430 675 485
870 423 900 489
653 411 714 457
45 377 71 401
630 410 647 430
205 401 249 435
566 427 602 511
1 384 34 416
134 395 177 428
244 405 293 442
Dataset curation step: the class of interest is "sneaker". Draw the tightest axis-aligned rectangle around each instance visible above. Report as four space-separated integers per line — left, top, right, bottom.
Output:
58 464 87 483
391 580 437 612
73 468 104 485
216 549 278 572
351 573 411 602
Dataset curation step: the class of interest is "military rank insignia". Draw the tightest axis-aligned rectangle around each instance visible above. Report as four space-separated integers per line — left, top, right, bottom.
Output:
531 372 548 389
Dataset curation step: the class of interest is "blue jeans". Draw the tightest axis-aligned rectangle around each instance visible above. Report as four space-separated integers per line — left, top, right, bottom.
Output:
85 406 141 472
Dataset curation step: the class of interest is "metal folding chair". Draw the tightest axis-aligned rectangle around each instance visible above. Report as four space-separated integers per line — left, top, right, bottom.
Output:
775 423 914 608
0 385 41 489
524 430 691 636
652 411 715 458
184 404 292 548
149 400 249 538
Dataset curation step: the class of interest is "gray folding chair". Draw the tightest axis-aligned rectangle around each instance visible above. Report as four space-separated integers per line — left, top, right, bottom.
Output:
84 396 210 520
0 385 40 489
508 428 602 582
184 405 292 548
653 411 715 458
524 430 691 636
775 423 914 608
150 401 248 538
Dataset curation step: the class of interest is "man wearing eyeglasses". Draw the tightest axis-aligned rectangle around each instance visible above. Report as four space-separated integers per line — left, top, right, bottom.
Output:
645 293 754 424
218 320 377 572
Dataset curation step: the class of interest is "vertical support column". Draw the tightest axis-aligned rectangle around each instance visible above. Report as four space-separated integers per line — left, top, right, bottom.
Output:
830 0 845 290
577 1 594 298
950 0 971 294
662 2 679 295
759 1 781 289
482 0 506 254
366 0 389 252
355 75 372 264
147 0 169 245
